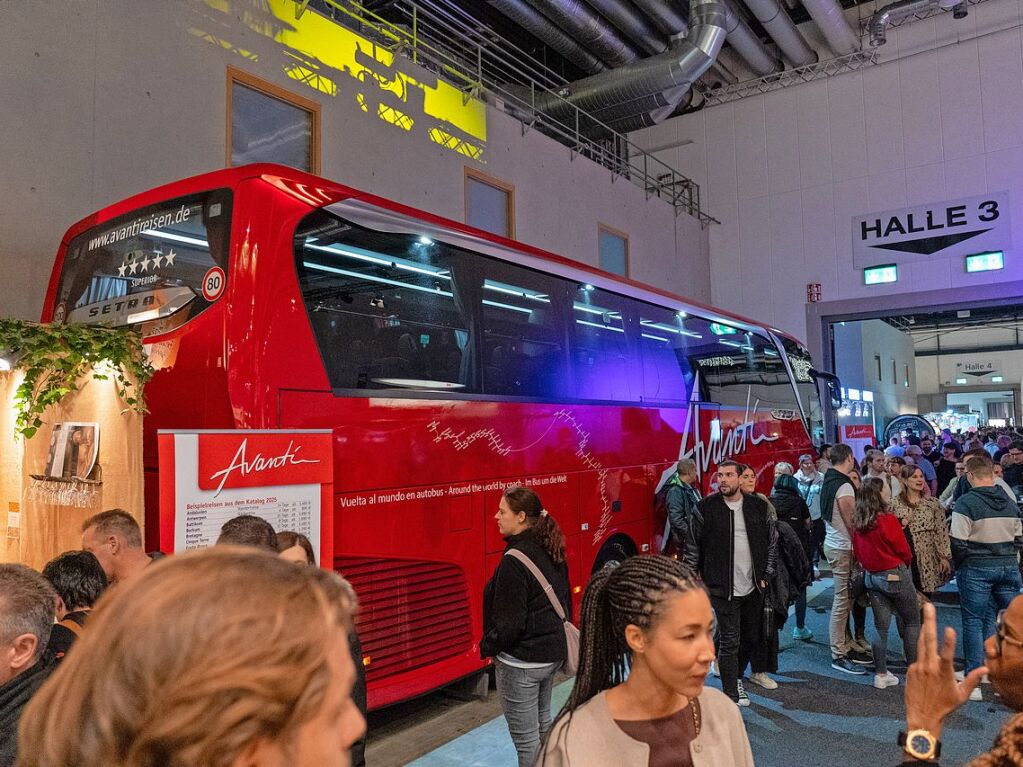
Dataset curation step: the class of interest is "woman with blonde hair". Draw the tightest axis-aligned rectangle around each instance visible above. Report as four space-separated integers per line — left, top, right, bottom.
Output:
891 464 952 596
17 547 365 767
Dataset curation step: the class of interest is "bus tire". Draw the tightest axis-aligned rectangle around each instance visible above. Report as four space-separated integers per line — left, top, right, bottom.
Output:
591 535 637 574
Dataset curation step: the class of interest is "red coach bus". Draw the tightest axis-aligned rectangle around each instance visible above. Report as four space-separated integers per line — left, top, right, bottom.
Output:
43 164 836 708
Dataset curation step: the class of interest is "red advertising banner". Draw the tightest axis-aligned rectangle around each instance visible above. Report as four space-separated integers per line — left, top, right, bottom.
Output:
159 430 334 566
840 423 877 461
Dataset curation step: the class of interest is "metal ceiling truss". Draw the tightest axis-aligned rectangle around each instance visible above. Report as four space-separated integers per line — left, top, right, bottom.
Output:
698 48 878 105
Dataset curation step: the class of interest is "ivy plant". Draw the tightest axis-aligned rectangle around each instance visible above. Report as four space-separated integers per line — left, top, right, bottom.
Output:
0 320 154 439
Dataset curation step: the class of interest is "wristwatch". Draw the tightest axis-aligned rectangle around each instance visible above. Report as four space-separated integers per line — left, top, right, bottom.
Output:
899 730 942 761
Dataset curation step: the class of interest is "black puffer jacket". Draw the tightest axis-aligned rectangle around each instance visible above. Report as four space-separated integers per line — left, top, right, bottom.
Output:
770 479 812 555
481 531 572 663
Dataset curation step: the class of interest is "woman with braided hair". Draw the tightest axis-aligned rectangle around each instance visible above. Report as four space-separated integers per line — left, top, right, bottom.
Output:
539 556 754 766
481 486 572 767
896 598 1023 765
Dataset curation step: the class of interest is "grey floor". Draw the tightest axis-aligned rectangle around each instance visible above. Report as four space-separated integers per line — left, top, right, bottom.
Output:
366 577 1010 767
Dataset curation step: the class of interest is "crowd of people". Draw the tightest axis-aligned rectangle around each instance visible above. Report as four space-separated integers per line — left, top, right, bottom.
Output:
2 427 1023 766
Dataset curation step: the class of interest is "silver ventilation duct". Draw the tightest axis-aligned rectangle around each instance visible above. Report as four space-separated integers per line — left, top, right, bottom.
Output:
583 0 668 55
868 0 967 46
800 0 859 55
735 0 817 66
722 3 783 74
530 0 727 126
631 0 689 34
485 0 607 73
523 0 642 66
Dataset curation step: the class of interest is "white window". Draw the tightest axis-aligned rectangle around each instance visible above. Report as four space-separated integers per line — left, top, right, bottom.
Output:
465 169 514 238
228 68 320 173
598 225 629 276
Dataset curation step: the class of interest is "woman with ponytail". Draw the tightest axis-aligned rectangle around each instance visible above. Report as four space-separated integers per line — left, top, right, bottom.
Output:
539 556 754 767
481 486 571 767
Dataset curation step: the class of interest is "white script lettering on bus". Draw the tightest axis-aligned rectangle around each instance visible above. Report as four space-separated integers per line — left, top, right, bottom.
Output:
209 439 320 497
679 379 779 480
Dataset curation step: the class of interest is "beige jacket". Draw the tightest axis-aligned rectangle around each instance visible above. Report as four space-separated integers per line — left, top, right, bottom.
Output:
538 687 754 767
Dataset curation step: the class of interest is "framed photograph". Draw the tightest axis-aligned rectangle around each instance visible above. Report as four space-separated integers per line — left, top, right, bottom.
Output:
43 422 100 479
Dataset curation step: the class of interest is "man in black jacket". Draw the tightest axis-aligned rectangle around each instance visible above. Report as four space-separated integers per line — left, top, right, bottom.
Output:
684 460 776 706
659 458 702 556
0 565 58 767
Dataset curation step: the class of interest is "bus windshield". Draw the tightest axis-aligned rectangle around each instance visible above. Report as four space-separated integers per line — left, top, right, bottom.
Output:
53 189 232 335
780 337 826 447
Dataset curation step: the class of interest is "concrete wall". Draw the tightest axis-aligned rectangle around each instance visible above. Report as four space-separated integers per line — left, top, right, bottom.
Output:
0 0 709 321
632 0 1023 342
833 319 917 425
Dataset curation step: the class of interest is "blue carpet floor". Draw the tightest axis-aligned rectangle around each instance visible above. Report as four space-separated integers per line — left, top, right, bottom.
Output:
411 578 1009 766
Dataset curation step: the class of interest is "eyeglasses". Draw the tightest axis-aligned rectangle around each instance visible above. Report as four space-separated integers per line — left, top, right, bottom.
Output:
996 609 1023 656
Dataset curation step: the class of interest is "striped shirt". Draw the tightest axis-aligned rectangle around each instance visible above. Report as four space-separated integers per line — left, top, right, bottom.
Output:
950 485 1022 568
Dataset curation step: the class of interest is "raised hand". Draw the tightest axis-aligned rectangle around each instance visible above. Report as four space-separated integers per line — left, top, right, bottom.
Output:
905 602 986 739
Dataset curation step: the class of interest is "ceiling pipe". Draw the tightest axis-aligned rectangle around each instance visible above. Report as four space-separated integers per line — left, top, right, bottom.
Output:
523 0 643 66
582 0 669 55
800 0 859 55
485 0 607 72
630 0 690 35
530 0 727 126
735 0 817 66
868 0 965 46
722 1 784 74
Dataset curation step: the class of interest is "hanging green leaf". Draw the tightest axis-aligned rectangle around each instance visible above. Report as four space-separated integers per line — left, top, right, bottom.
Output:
0 320 154 438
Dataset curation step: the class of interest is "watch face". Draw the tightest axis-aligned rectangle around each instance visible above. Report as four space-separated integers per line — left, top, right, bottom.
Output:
910 733 933 756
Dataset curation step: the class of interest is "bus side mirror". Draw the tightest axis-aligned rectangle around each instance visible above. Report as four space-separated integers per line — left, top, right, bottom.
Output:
812 370 842 410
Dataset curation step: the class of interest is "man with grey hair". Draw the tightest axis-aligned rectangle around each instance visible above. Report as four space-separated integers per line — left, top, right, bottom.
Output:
0 564 58 767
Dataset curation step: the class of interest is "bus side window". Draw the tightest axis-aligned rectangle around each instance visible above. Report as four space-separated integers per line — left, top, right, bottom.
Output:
568 285 639 403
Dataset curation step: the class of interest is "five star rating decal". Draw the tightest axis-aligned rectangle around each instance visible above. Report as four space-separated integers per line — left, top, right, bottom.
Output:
117 248 176 277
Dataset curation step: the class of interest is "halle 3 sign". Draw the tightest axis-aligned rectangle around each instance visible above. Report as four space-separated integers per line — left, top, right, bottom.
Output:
852 192 1011 267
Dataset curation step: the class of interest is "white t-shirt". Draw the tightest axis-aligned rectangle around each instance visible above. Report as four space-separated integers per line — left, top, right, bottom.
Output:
823 483 855 551
727 495 755 597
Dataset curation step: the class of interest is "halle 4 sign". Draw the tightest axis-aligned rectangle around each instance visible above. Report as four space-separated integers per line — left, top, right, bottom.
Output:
852 192 1011 267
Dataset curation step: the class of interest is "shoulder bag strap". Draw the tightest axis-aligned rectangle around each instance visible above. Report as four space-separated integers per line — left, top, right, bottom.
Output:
504 548 567 622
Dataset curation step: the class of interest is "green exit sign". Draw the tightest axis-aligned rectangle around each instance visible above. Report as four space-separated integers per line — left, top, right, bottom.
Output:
863 264 897 285
965 251 1004 273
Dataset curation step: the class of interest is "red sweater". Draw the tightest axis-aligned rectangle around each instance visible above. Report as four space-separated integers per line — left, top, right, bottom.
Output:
852 513 913 573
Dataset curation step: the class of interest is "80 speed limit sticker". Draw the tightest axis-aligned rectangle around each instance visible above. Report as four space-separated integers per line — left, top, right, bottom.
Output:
201 267 226 302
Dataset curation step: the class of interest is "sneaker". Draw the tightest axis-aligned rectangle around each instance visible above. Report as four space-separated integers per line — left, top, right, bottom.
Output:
954 670 965 682
748 672 778 690
792 626 814 641
736 680 751 706
847 649 873 665
970 686 983 702
832 657 867 675
873 672 899 689
711 660 720 678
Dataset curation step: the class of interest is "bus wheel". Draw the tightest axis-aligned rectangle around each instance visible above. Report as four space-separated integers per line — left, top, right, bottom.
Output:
591 535 637 574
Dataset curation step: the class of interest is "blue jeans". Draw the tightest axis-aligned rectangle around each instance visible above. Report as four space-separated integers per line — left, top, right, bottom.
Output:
494 659 558 767
865 565 920 675
958 563 1022 672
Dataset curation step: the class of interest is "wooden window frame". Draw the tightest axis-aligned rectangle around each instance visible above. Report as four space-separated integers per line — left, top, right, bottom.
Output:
464 167 515 239
226 67 322 174
597 223 630 277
